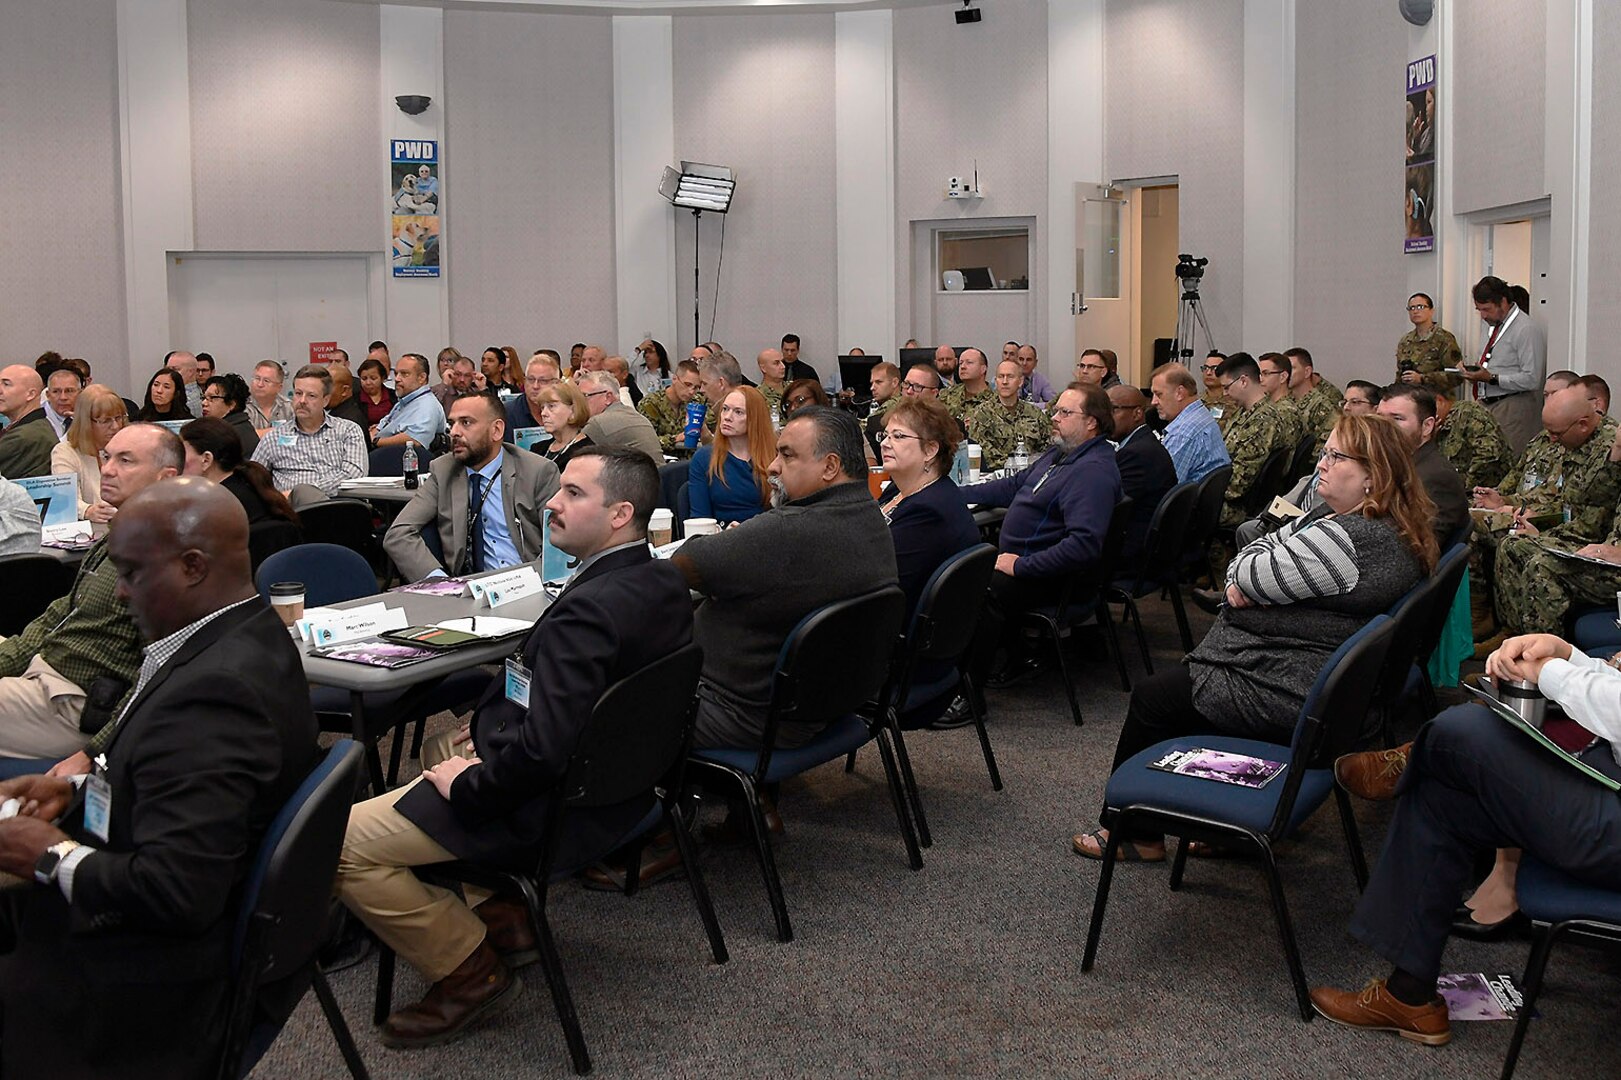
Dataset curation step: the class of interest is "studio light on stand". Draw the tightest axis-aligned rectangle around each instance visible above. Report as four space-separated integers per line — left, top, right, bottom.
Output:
660 162 736 349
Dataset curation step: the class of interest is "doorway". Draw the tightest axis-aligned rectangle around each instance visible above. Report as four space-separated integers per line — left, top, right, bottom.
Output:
1074 181 1181 388
1465 201 1551 357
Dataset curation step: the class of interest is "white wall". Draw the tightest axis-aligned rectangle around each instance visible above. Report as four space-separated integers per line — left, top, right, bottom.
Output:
1588 0 1621 377
1452 0 1549 214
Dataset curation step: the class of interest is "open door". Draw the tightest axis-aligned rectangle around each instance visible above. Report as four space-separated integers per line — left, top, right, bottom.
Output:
1074 183 1131 382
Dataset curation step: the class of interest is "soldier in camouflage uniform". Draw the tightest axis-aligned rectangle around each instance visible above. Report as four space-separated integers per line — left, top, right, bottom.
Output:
1494 490 1621 634
940 348 994 425
1257 354 1305 451
1395 292 1464 392
1435 395 1513 490
638 359 705 451
1215 355 1296 527
969 358 1052 470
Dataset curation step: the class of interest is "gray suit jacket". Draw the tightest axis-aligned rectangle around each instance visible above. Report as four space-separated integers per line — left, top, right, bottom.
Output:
1481 307 1546 397
583 401 663 463
383 445 560 581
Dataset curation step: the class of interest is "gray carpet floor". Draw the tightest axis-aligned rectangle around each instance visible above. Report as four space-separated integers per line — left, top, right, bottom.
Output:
252 596 1617 1079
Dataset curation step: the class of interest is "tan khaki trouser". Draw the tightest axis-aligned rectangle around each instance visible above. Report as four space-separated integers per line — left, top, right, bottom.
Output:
0 655 88 761
335 731 490 982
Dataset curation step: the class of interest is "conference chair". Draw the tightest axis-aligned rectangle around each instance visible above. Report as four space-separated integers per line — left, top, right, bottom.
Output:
297 497 380 565
1182 464 1232 586
248 517 304 573
373 644 725 1076
1082 615 1397 1021
0 552 78 636
218 739 369 1080
1107 481 1201 665
368 443 407 476
1362 543 1468 746
1499 857 1621 1079
1286 432 1319 485
687 586 916 943
1385 542 1470 735
1012 496 1134 723
657 461 688 539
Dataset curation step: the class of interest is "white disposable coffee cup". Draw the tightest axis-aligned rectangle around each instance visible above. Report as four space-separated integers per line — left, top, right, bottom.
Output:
683 517 720 537
649 508 674 545
967 443 982 469
269 582 305 627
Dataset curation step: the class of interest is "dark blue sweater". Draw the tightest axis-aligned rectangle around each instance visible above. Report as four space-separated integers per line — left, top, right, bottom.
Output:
960 435 1122 579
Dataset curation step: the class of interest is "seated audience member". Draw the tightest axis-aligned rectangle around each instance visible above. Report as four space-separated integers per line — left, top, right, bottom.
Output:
506 351 560 436
933 344 958 385
327 362 373 445
194 352 215 383
780 333 819 385
633 338 671 399
603 354 641 408
1149 362 1231 483
1216 353 1298 527
1311 632 1621 1047
1341 380 1382 415
135 368 193 423
1475 386 1619 543
0 479 318 1075
578 370 662 462
51 385 127 520
879 397 979 616
1375 384 1469 544
165 349 203 413
783 378 830 417
249 364 368 502
940 348 993 424
574 344 607 374
1435 392 1513 491
245 360 293 433
479 346 515 396
958 383 1124 684
432 350 477 411
338 447 690 1048
0 476 40 555
1286 346 1341 453
695 351 747 442
864 359 903 426
754 348 788 417
0 365 58 480
640 359 705 451
1198 350 1230 428
1073 414 1435 861
688 386 774 526
533 379 594 472
966 358 1049 471
371 352 445 452
180 418 301 529
1108 384 1178 562
384 391 560 581
1017 344 1056 406
673 407 898 750
0 424 182 768
1073 348 1121 390
1256 352 1306 451
1580 372 1610 417
197 373 260 456
356 356 397 428
40 360 85 441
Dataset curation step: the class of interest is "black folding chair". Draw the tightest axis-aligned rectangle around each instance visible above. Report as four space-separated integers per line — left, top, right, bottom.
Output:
217 740 369 1080
1286 433 1319 485
1382 542 1470 735
1182 464 1232 586
1108 481 1201 664
374 644 725 1076
687 586 916 942
0 552 78 636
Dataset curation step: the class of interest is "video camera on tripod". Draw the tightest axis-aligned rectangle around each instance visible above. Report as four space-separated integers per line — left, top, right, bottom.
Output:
1172 254 1215 363
1175 253 1208 293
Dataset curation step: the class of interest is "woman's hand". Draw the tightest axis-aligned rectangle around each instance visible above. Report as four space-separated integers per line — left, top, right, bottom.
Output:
1224 584 1252 609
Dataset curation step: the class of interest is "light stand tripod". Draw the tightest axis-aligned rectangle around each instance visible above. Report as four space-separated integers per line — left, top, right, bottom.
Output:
690 208 702 350
1173 285 1216 366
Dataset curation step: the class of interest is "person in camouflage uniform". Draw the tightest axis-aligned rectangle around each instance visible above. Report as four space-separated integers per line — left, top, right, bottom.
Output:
1216 354 1295 526
940 347 994 425
1435 395 1513 490
638 359 705 451
1395 291 1463 393
1494 496 1621 634
1257 353 1305 451
754 348 788 420
1285 347 1340 455
1196 352 1233 433
969 358 1052 470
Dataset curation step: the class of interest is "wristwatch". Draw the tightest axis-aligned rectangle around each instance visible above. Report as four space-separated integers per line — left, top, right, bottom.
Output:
34 839 82 885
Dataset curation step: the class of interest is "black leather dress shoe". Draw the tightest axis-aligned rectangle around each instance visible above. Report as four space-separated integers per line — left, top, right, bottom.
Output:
987 656 1044 688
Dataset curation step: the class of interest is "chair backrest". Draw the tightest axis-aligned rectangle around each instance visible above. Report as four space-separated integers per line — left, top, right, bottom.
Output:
1407 542 1471 667
1187 464 1233 551
1121 480 1200 590
220 740 365 1075
247 518 304 574
903 544 997 664
1055 496 1133 618
0 553 79 636
368 443 407 477
296 498 376 555
1287 433 1318 484
560 643 705 810
657 460 689 539
675 481 692 526
1240 446 1293 516
255 543 377 606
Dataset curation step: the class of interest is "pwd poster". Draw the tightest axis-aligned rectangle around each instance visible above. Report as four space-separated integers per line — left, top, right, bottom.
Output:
391 139 441 277
1405 55 1436 254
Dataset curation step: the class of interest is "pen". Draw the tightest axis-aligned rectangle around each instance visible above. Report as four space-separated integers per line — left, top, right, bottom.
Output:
471 616 477 633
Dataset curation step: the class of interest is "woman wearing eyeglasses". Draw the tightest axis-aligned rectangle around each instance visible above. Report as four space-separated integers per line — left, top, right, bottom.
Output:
533 381 594 473
1075 414 1436 861
687 386 773 525
51 385 127 521
1396 292 1463 393
878 397 979 619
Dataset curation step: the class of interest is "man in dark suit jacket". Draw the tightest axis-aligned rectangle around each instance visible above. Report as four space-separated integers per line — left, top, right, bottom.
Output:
1376 383 1470 546
327 361 374 449
338 446 694 1050
1108 384 1178 562
383 392 560 581
0 479 318 1077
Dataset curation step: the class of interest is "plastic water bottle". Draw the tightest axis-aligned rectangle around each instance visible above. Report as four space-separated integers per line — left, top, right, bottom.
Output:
1011 438 1030 472
402 443 419 489
771 403 782 431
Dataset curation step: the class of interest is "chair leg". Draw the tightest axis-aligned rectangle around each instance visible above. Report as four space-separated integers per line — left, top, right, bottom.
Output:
1124 596 1154 677
964 676 1003 791
351 692 385 797
888 723 932 849
1169 838 1190 891
1334 787 1369 891
1045 622 1084 726
872 727 925 871
372 944 396 1026
1256 839 1313 1021
666 801 729 964
1097 603 1132 692
844 748 857 773
312 969 372 1080
619 836 648 897
734 773 795 943
1417 664 1440 718
1168 581 1195 652
1501 923 1557 1080
385 724 408 789
1081 823 1124 972
409 716 428 762
515 877 591 1075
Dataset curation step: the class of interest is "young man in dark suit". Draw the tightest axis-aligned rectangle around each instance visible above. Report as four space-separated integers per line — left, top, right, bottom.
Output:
1107 383 1178 562
0 478 320 1077
337 446 694 1049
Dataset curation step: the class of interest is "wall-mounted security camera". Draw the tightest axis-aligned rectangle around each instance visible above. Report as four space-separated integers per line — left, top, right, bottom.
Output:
395 95 432 116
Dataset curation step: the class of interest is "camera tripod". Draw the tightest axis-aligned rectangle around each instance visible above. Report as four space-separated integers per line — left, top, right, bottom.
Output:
1174 288 1216 366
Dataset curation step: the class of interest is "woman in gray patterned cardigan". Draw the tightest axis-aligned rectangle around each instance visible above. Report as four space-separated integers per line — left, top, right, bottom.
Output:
1076 414 1439 861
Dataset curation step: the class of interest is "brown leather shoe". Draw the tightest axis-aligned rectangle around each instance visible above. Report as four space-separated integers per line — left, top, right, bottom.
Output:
380 939 520 1049
1334 743 1412 801
581 841 686 891
701 797 784 846
1309 980 1451 1046
475 896 538 967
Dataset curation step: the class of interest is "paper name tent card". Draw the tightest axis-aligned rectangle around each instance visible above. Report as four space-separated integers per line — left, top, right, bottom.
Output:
16 474 78 527
1147 747 1287 789
1264 496 1305 521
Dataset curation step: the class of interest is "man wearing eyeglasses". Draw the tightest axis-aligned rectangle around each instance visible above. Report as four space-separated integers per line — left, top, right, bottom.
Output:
1198 350 1232 431
1215 353 1295 528
578 370 662 463
506 351 562 435
640 358 705 452
1256 352 1305 452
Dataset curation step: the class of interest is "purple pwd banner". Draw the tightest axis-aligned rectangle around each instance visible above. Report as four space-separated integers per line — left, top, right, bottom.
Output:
1405 55 1437 254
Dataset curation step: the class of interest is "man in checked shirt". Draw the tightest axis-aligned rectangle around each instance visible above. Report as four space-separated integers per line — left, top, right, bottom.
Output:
249 364 369 505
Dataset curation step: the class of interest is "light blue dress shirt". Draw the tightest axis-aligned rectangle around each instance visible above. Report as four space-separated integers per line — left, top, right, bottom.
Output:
468 451 520 571
1159 400 1231 484
377 385 447 449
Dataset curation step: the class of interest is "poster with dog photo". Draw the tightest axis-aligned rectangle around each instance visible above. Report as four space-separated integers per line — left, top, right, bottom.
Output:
1405 55 1436 254
391 138 441 277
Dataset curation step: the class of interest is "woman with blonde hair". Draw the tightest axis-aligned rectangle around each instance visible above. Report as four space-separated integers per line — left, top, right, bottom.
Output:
687 385 774 524
534 379 593 472
51 385 127 521
1076 413 1435 861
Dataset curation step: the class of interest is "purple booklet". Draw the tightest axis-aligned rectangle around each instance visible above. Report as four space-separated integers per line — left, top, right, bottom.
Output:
391 577 470 596
1437 972 1527 1021
309 638 440 669
1148 748 1287 788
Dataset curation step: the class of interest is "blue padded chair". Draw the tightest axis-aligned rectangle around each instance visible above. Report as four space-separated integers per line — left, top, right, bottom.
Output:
369 443 407 476
1571 607 1621 659
688 586 915 943
257 543 377 607
1500 856 1621 1078
373 644 724 1076
1107 480 1201 662
218 740 368 1079
1082 615 1398 1021
1370 543 1470 746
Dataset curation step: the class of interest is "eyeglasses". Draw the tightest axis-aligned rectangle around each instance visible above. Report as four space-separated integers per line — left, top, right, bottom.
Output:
1200 364 1222 374
876 430 922 444
1075 362 1108 373
202 393 227 403
1320 447 1364 466
1051 407 1082 420
1260 368 1288 379
901 380 935 395
1406 303 1431 312
1340 397 1369 409
583 388 614 399
525 375 559 388
1218 378 1243 392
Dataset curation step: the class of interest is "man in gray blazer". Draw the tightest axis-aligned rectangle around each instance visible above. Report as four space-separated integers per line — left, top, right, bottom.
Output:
384 391 560 582
577 369 664 462
1459 275 1546 454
